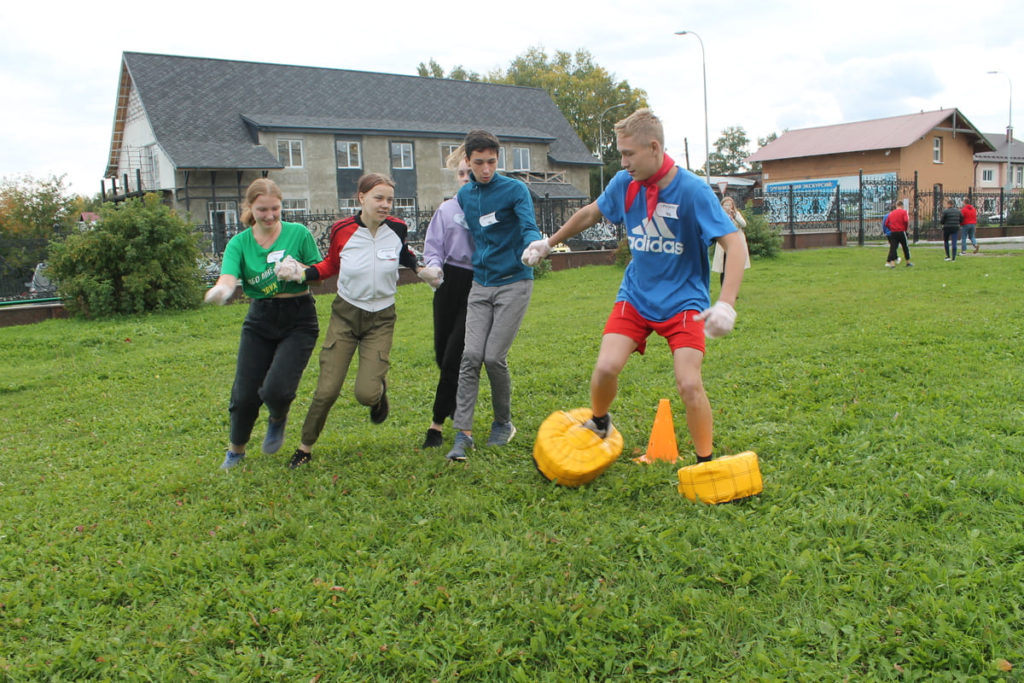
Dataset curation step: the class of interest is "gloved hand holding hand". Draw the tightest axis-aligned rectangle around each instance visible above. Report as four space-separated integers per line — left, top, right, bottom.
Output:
521 238 552 266
417 266 444 289
695 301 736 339
204 282 235 305
274 256 306 282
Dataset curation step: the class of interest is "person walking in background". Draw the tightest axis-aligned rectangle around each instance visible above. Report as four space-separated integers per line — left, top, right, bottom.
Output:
444 130 542 462
523 108 747 464
417 145 475 449
940 198 962 262
711 195 750 287
276 173 421 468
204 178 321 471
885 201 912 268
960 199 979 254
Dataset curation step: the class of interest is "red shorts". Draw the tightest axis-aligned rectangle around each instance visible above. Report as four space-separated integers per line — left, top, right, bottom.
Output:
603 301 705 354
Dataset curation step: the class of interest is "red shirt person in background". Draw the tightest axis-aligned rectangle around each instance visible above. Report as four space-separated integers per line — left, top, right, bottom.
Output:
884 202 913 268
961 201 979 254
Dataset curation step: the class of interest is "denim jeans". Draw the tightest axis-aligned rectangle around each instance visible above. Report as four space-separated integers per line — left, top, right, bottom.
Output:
961 224 977 251
229 295 319 446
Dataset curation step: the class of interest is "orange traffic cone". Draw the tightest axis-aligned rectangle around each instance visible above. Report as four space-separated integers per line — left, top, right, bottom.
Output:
634 399 679 464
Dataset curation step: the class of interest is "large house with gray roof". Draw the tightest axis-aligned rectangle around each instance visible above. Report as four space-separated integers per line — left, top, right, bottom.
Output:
104 52 600 237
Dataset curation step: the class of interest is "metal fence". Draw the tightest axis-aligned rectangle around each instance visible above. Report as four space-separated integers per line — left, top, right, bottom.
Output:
1 197 621 301
758 172 1023 244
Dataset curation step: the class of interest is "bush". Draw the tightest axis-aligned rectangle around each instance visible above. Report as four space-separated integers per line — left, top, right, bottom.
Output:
48 195 203 318
742 209 782 259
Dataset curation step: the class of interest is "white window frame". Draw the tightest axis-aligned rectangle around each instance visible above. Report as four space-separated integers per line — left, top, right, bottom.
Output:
391 142 414 170
441 143 460 167
1016 166 1022 187
497 147 506 171
278 139 304 168
336 140 362 169
512 147 531 171
982 169 994 182
338 198 360 217
932 137 942 164
281 198 309 223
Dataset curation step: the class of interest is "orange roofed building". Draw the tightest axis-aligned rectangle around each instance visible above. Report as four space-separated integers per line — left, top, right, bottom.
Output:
746 109 993 224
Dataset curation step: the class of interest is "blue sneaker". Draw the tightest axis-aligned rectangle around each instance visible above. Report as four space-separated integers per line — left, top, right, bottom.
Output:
220 450 246 470
262 416 287 454
486 420 516 446
445 432 474 462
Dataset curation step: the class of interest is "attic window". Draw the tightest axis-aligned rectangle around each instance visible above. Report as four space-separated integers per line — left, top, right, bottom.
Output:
278 139 303 168
932 137 942 164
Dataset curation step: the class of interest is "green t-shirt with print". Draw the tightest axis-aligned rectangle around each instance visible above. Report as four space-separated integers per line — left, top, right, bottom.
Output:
221 221 321 299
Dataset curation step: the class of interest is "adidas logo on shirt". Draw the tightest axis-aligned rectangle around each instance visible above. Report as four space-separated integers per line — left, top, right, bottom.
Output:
627 215 684 255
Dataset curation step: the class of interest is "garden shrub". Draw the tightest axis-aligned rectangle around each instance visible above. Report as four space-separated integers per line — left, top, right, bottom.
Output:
742 209 781 259
614 237 631 268
48 194 203 318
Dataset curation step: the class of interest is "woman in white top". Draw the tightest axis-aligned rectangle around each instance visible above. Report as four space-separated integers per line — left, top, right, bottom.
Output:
711 196 750 286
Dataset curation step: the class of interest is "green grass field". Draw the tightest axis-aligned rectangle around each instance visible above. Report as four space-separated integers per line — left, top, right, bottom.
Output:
1 245 1022 680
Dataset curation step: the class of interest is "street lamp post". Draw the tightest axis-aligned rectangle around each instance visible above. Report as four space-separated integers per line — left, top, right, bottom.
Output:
987 70 1014 200
598 102 627 190
675 30 711 185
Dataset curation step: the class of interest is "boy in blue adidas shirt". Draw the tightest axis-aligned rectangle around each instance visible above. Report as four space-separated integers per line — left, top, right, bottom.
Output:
523 108 748 463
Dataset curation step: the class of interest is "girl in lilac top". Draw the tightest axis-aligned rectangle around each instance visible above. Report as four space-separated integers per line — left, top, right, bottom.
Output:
417 146 475 448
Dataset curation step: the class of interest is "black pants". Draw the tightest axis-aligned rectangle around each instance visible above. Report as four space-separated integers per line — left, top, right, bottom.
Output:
229 295 319 446
943 228 960 259
430 264 474 424
887 232 910 262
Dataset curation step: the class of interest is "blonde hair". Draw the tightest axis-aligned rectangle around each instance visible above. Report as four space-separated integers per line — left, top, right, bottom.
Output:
445 144 466 170
613 108 664 148
240 178 283 227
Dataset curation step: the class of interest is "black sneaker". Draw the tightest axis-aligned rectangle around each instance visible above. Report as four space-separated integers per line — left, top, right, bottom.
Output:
422 428 444 448
288 449 312 469
370 379 389 424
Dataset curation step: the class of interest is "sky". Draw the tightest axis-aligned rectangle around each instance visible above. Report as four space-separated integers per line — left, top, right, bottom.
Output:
2 0 1021 196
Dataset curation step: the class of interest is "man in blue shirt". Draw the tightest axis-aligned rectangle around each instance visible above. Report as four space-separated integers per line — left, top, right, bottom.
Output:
446 130 542 461
523 108 747 463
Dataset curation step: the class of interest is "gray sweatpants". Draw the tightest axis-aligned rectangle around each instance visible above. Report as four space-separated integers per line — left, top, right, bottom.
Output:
453 279 533 430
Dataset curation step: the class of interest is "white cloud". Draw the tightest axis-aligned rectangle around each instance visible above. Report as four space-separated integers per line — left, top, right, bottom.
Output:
1 0 1022 193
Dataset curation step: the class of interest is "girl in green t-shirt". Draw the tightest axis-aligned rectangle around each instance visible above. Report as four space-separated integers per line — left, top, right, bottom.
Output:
204 178 321 470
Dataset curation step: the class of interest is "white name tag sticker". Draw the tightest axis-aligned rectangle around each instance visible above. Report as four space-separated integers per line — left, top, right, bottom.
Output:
479 211 498 227
267 250 285 263
377 247 397 261
655 203 679 219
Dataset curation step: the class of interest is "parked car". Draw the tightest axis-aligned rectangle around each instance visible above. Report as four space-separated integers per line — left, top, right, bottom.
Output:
551 243 570 253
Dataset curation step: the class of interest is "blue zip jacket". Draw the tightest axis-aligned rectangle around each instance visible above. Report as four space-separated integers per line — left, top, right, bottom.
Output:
457 172 542 286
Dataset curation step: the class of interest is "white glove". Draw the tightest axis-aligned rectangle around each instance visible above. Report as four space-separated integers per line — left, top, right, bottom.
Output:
417 266 444 289
274 255 306 282
521 238 552 266
696 301 736 339
204 282 235 305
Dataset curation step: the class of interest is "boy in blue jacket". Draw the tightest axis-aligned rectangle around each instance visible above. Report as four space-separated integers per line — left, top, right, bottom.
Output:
445 130 541 461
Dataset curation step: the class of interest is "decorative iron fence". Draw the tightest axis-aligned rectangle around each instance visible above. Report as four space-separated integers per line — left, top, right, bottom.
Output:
758 173 1023 245
0 198 627 301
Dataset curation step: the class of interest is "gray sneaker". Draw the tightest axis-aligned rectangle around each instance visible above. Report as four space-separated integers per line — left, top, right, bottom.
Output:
445 431 474 462
581 414 612 439
486 420 517 446
220 450 246 470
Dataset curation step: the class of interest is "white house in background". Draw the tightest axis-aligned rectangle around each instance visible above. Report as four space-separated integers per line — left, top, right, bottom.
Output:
974 132 1024 190
103 52 599 238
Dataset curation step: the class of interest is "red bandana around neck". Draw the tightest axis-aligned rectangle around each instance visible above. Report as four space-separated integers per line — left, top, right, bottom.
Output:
624 153 676 219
